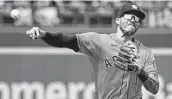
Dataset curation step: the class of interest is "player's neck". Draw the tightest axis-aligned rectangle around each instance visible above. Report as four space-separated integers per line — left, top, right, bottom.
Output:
116 27 133 42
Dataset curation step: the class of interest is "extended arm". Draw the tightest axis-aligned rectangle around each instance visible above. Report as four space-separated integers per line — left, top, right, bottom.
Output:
26 27 79 52
137 69 159 94
42 32 79 52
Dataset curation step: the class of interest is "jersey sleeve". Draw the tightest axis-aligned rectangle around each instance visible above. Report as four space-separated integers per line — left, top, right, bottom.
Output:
76 32 101 58
143 50 158 75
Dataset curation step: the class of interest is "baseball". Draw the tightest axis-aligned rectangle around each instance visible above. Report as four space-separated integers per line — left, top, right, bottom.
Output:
10 9 20 19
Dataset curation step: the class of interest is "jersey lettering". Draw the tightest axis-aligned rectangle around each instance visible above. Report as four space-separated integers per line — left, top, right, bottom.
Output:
104 59 112 68
104 56 128 70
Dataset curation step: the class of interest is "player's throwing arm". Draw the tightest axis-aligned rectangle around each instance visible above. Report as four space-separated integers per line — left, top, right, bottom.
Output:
26 27 79 52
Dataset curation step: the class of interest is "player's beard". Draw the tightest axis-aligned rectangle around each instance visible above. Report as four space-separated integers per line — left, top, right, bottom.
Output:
120 23 138 37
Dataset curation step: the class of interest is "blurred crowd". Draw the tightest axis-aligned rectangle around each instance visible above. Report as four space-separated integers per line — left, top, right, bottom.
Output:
0 0 172 28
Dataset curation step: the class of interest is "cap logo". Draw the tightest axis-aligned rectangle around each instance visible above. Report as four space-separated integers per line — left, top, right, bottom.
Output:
132 5 138 10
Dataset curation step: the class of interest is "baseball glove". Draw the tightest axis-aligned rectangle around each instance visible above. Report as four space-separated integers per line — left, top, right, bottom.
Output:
115 40 141 72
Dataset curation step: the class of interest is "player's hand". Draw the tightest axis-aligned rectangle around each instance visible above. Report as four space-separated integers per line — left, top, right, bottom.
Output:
116 40 142 73
128 54 142 73
26 27 46 39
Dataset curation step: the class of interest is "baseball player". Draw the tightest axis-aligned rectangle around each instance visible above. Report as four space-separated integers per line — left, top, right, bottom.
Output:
26 2 159 99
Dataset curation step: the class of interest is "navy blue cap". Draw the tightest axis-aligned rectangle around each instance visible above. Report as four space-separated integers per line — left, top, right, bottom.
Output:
117 2 146 19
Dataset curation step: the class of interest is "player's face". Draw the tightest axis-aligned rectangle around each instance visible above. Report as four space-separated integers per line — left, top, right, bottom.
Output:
118 14 141 36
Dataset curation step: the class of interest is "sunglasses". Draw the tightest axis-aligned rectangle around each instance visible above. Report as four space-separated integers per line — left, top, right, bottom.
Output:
123 14 141 23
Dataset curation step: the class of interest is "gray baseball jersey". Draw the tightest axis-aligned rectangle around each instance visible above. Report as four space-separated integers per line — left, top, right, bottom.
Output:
76 32 158 99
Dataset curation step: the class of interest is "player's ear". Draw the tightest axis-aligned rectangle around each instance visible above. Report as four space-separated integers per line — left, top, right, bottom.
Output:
116 18 120 25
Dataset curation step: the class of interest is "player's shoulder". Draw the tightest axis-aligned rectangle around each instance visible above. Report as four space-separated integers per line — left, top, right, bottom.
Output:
99 33 114 40
76 32 100 38
77 32 110 39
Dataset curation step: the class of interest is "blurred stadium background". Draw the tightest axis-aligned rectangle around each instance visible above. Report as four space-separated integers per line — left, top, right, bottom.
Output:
0 0 171 99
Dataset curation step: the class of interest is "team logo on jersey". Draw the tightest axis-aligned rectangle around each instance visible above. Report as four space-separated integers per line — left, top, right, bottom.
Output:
132 5 138 10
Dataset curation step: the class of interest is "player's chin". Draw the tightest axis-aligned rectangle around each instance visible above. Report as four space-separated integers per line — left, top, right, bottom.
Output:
120 25 138 36
124 29 137 36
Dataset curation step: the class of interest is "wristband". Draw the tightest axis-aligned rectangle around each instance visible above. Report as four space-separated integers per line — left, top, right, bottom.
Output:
137 69 149 82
